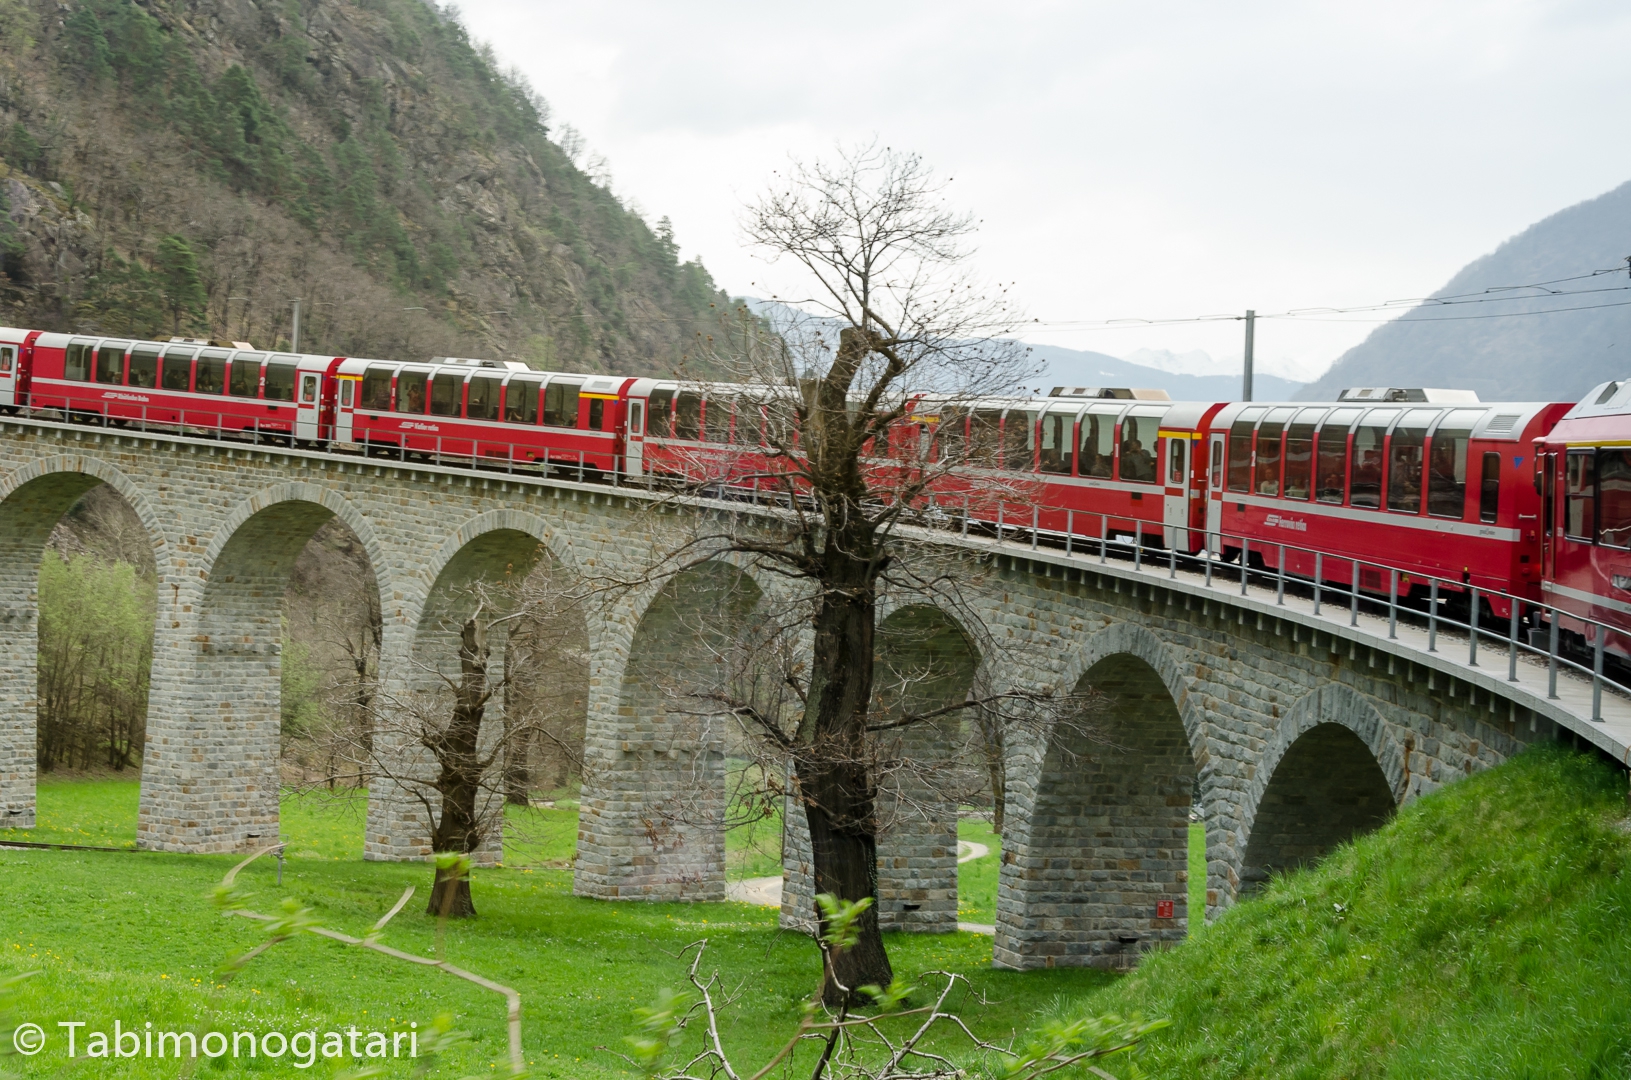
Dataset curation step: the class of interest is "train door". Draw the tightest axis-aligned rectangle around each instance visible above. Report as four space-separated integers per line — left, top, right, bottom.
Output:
1541 451 1556 579
295 371 321 441
624 395 646 478
0 342 15 406
335 376 358 444
1163 434 1190 549
1206 432 1225 553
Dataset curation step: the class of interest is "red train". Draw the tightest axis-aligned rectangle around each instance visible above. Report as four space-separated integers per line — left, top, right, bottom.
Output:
0 325 1621 655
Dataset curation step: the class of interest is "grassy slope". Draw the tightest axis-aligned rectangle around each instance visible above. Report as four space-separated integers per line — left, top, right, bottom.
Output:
9 748 1628 1076
1091 745 1631 1077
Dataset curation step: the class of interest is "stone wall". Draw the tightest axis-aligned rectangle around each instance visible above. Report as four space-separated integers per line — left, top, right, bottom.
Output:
0 418 1586 971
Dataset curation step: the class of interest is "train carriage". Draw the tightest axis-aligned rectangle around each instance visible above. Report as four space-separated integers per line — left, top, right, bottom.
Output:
1209 394 1567 612
1534 380 1631 661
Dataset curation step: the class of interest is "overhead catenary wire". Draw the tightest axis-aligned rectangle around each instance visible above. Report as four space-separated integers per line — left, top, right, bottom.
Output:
1025 261 1631 332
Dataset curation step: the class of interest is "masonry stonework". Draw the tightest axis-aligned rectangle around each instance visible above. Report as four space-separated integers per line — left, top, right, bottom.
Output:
1 418 1570 969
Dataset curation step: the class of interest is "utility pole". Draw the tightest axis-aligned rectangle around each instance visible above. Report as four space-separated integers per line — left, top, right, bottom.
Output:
290 299 302 353
1242 309 1255 402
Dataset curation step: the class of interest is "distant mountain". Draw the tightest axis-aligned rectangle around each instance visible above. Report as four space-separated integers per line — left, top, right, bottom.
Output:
1024 342 1306 402
1299 181 1631 402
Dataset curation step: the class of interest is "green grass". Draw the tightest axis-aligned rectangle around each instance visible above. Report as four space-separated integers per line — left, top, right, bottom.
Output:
1190 821 1206 935
0 853 1105 1078
958 816 1000 925
1081 745 1631 1076
1 777 141 848
9 748 1627 1075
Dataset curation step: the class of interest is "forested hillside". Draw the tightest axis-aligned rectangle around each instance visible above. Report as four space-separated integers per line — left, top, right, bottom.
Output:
1300 180 1631 402
0 0 729 372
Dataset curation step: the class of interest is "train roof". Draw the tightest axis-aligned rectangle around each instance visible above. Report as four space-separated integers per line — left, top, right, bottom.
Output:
1212 399 1561 440
1560 379 1631 421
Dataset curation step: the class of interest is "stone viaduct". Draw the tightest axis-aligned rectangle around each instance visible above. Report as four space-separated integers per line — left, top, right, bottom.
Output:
3 414 1627 970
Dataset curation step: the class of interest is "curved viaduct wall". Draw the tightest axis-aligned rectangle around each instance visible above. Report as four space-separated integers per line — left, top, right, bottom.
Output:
0 419 1567 971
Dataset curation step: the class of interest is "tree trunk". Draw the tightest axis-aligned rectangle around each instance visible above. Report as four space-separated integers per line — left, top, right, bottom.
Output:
426 617 490 918
428 863 476 918
797 532 893 1006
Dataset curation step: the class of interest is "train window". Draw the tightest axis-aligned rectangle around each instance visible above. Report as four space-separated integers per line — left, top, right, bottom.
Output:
466 375 501 421
1079 406 1118 478
702 395 729 443
546 381 583 428
1386 409 1436 513
64 340 94 381
1315 408 1360 503
1254 408 1294 495
936 407 967 461
1283 410 1321 500
396 370 429 413
505 378 540 424
196 349 228 394
360 365 393 410
300 375 318 404
963 409 998 467
1169 436 1187 485
128 345 160 389
589 397 607 431
1039 407 1076 475
161 347 194 391
1426 410 1480 518
671 391 701 438
95 342 128 384
429 373 461 416
629 399 646 437
340 379 354 407
230 353 265 398
765 397 796 447
264 358 298 402
0 346 13 374
1349 412 1390 509
646 389 675 437
1479 452 1503 526
1003 409 1037 471
1120 408 1165 484
1566 450 1595 540
1226 407 1266 492
1596 450 1631 546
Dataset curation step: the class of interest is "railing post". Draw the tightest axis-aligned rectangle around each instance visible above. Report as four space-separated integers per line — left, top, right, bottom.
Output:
962 498 970 539
997 502 1005 540
1548 612 1560 699
1066 509 1073 557
1205 542 1213 588
1032 505 1039 551
1276 544 1286 605
1240 539 1249 597
1350 561 1359 627
1468 588 1480 667
1428 579 1439 653
1100 515 1108 564
1313 552 1322 616
1592 629 1605 722
1134 531 1142 572
1388 568 1398 639
1170 543 1177 579
1508 602 1520 682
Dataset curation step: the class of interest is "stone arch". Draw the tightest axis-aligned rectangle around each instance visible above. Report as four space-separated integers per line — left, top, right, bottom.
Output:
996 623 1200 970
1235 684 1404 895
0 456 168 828
365 518 579 864
138 484 384 852
575 558 767 901
872 603 982 932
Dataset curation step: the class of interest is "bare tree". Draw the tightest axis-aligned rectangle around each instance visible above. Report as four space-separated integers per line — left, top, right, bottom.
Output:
628 142 1079 1003
290 560 588 918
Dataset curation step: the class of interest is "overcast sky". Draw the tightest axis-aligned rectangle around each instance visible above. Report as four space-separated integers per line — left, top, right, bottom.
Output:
455 1 1631 383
